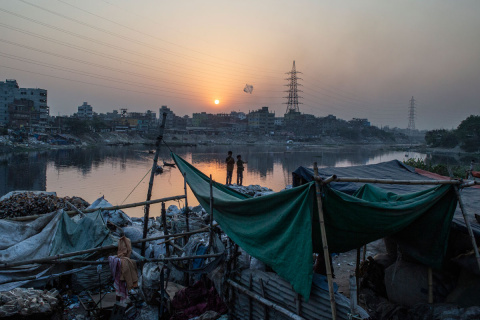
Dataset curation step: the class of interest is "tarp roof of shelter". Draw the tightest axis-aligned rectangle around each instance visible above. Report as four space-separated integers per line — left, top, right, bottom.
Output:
0 210 113 291
292 160 480 237
173 153 459 300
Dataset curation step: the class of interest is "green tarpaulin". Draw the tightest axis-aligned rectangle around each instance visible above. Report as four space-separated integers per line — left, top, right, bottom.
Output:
172 153 457 300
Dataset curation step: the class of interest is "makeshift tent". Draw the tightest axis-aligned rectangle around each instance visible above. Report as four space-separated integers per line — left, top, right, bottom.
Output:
172 153 458 300
0 209 113 291
293 160 480 237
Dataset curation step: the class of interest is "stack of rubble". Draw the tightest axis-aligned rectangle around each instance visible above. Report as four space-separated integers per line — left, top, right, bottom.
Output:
229 184 274 197
0 288 60 317
0 192 89 219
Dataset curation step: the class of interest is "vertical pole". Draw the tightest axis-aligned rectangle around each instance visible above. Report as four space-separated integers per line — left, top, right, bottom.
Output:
259 278 269 320
295 292 302 317
362 244 367 262
453 186 480 272
248 273 253 320
428 267 433 304
209 174 214 252
313 162 337 320
184 172 190 233
356 247 360 301
162 202 170 257
142 113 167 256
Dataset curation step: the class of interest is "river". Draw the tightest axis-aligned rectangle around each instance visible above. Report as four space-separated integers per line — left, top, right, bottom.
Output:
0 145 431 217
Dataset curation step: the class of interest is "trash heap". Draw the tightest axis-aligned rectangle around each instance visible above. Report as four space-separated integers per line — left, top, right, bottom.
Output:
228 184 274 197
0 288 60 318
0 192 89 219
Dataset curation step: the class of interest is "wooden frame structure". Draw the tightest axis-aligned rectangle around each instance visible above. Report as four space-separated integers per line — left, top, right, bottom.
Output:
313 172 480 319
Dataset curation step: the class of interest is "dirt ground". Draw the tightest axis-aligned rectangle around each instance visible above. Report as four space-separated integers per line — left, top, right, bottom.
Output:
332 239 386 297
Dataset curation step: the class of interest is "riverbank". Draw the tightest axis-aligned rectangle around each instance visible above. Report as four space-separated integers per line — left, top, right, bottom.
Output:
0 130 424 154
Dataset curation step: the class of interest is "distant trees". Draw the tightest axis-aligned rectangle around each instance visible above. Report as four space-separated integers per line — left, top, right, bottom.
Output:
425 115 480 152
456 115 480 152
424 129 458 148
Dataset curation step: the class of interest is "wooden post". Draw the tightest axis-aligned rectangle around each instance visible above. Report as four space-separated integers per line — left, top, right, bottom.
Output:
162 202 170 257
313 162 337 320
248 273 253 320
209 174 214 252
184 172 190 233
453 186 480 272
295 292 302 317
356 247 360 301
142 112 167 256
428 267 433 304
259 278 269 320
349 273 358 315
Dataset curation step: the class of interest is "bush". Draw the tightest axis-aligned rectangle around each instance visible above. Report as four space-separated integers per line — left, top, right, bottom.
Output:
404 158 466 178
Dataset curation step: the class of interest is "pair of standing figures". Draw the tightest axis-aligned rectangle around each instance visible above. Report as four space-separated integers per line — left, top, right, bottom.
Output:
225 151 246 186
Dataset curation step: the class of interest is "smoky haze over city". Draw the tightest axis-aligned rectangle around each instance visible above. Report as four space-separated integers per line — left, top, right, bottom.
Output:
1 0 479 130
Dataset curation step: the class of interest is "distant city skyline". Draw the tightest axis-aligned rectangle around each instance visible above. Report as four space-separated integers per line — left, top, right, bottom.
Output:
1 1 479 130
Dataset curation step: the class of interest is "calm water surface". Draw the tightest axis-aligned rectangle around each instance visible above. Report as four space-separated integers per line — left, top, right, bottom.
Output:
0 145 432 217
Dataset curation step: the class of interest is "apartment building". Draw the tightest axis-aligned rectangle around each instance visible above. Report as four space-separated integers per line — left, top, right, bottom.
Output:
0 79 48 128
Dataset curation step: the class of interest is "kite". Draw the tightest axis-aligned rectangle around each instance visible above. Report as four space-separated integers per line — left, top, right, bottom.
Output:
243 84 253 94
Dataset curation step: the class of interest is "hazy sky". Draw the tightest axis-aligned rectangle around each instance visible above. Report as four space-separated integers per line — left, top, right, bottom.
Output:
1 0 479 130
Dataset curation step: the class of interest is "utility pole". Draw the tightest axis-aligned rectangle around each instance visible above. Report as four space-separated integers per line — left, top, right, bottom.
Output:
408 96 416 131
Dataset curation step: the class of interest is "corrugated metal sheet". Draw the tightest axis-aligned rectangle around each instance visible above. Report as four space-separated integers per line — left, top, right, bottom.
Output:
230 269 370 320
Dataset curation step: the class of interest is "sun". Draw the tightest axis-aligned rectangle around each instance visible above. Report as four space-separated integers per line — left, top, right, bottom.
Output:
214 99 219 105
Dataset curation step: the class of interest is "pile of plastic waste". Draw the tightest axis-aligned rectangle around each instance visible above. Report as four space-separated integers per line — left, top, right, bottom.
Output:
0 288 59 317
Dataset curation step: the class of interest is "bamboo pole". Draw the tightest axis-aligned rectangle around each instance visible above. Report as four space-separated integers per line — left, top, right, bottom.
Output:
1 225 215 269
356 247 360 301
313 162 337 320
453 186 480 272
209 174 214 252
317 175 464 186
142 112 168 256
227 279 305 320
65 200 85 217
8 195 186 222
162 202 170 257
460 180 480 188
29 253 224 266
184 172 190 234
0 253 224 285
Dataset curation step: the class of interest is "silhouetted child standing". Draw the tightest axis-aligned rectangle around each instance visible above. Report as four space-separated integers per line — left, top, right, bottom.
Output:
225 151 235 185
236 155 247 186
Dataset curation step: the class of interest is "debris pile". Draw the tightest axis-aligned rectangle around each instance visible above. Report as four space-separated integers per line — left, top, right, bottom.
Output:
228 184 274 197
0 288 60 317
0 192 89 219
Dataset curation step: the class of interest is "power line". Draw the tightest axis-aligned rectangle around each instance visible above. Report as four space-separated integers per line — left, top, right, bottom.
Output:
18 0 280 76
56 0 281 74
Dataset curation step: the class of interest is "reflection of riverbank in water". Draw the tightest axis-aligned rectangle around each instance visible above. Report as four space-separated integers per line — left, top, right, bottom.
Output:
3 144 472 218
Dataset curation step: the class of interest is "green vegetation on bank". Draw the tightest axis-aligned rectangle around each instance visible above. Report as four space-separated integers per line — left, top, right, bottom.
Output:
425 115 480 152
403 158 469 179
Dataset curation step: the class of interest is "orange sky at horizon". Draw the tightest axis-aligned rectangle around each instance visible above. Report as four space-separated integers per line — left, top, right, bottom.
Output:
1 0 480 129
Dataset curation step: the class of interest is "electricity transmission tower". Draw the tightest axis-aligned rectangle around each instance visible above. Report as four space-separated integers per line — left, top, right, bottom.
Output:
284 60 303 114
408 96 416 131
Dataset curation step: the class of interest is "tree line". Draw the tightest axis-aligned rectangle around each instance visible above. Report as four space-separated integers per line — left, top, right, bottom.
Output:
425 115 480 152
